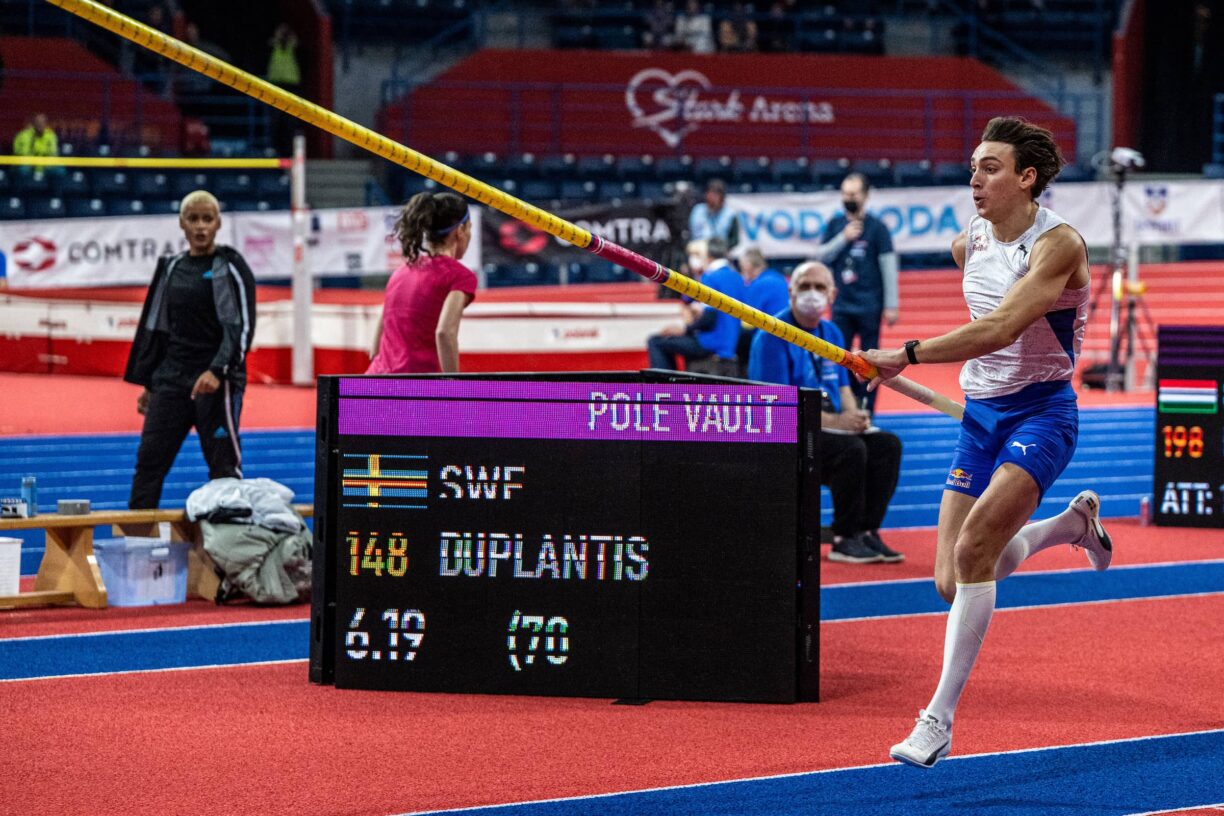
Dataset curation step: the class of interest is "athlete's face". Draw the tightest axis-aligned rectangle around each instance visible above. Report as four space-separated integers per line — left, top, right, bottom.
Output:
969 141 1037 221
180 201 221 256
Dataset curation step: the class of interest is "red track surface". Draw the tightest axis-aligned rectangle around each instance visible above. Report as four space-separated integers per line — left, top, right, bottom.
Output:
3 594 1222 816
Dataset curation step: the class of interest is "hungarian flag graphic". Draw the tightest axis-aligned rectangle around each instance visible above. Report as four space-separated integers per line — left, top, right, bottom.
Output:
1158 379 1219 414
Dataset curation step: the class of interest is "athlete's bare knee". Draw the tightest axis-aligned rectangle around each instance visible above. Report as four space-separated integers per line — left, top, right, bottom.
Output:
935 577 957 604
954 532 998 582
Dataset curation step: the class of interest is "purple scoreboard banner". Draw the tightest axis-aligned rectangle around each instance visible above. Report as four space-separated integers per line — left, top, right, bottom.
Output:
337 378 798 443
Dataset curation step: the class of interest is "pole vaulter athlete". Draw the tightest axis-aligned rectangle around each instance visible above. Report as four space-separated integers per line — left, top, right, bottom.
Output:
863 116 1114 768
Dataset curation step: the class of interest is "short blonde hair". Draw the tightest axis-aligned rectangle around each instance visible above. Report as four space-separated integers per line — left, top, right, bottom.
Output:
179 190 220 215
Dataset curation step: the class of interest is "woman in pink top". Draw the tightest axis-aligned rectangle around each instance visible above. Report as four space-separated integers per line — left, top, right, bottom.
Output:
368 191 478 373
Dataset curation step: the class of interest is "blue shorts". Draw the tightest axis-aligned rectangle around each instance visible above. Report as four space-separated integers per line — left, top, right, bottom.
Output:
945 380 1079 500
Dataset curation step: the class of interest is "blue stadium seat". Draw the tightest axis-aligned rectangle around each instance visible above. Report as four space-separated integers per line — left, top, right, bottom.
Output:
66 198 106 218
933 161 969 187
653 155 693 180
93 171 132 198
502 153 539 179
29 197 66 219
637 181 668 201
616 155 655 181
107 199 147 217
576 154 616 180
733 156 772 185
214 172 254 199
894 160 934 187
559 180 596 201
772 157 809 185
255 172 290 200
134 172 171 199
147 199 182 215
171 172 211 199
599 180 636 200
1057 164 1094 183
1204 163 1224 179
520 179 558 201
811 158 851 188
537 153 576 180
855 159 894 189
693 156 732 182
12 170 52 195
0 196 26 219
58 170 92 197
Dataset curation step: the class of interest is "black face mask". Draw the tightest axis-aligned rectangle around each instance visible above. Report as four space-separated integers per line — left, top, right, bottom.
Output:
843 199 861 215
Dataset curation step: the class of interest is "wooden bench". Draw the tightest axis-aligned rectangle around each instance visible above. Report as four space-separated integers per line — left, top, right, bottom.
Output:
0 506 313 610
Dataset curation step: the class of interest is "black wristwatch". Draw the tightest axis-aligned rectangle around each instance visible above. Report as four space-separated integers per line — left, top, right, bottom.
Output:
904 339 921 365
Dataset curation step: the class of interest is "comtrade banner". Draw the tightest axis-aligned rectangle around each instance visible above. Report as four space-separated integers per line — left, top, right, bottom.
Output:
729 179 1224 257
0 207 481 289
482 199 687 269
386 50 1074 162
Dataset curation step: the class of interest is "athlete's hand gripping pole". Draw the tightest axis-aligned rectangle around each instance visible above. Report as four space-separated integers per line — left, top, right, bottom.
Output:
46 0 964 421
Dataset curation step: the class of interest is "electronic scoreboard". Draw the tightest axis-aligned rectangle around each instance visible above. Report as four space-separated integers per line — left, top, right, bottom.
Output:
310 372 823 702
1152 326 1224 527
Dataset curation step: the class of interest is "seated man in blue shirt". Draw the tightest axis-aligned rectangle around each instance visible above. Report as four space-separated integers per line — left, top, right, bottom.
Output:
748 261 905 563
647 237 746 370
735 245 790 366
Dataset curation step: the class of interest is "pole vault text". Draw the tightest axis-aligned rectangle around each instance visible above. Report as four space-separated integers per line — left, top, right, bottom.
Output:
587 391 779 435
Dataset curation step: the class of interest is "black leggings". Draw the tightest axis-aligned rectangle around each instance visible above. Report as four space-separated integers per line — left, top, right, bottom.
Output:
129 382 245 509
821 429 902 538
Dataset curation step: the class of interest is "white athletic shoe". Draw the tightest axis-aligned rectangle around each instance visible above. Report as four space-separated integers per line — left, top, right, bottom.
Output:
1069 490 1113 571
890 709 952 768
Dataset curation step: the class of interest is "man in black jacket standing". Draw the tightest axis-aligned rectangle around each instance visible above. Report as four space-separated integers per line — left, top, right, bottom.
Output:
125 190 257 509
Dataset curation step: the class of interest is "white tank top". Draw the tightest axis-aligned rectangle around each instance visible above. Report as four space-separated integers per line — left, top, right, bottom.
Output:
959 207 1089 399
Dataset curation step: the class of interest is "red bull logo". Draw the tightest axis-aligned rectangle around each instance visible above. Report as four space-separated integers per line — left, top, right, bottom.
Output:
946 468 973 489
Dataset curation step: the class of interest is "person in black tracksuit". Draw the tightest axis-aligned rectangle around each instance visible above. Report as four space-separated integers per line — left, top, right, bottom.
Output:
124 190 257 509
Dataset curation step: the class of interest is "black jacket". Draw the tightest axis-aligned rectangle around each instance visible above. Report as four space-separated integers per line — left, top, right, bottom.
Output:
124 246 257 389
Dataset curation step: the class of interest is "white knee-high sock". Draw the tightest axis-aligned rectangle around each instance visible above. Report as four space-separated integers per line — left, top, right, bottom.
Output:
925 580 996 727
994 504 1089 580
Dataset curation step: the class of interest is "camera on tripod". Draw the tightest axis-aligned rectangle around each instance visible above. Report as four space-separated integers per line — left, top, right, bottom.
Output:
1109 147 1146 173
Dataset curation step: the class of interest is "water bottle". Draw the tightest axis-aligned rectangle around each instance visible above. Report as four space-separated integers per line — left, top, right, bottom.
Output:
1139 494 1151 527
20 475 37 517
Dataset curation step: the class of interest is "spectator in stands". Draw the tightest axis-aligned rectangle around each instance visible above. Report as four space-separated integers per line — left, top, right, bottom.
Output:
368 192 478 374
735 246 789 365
642 0 677 49
647 237 745 370
674 0 715 54
688 178 741 248
813 171 898 415
748 261 904 564
760 2 793 52
176 22 231 97
266 24 302 155
13 114 60 181
125 190 257 509
717 3 758 52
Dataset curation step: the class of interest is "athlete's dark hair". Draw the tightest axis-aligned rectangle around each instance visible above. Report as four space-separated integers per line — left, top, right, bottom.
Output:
394 191 470 263
980 116 1066 199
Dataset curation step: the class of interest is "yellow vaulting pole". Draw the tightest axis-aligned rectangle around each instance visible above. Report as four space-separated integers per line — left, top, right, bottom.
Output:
46 0 964 420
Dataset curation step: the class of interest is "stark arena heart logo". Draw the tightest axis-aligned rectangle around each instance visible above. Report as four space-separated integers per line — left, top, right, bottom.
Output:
624 68 714 149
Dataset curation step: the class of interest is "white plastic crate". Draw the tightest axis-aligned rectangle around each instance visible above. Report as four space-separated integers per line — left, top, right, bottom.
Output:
0 537 20 596
93 537 189 607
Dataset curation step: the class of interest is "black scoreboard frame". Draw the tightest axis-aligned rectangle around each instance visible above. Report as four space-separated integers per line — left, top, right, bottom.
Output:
1152 326 1224 527
309 370 823 703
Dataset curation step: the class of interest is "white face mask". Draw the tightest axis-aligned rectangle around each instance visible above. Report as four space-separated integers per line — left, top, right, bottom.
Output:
688 254 705 271
794 290 828 320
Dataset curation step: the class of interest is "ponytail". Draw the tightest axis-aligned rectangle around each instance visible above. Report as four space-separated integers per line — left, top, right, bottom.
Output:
394 191 470 263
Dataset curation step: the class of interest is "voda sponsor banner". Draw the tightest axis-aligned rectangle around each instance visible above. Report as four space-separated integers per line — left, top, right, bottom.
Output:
729 180 1224 257
0 207 481 289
